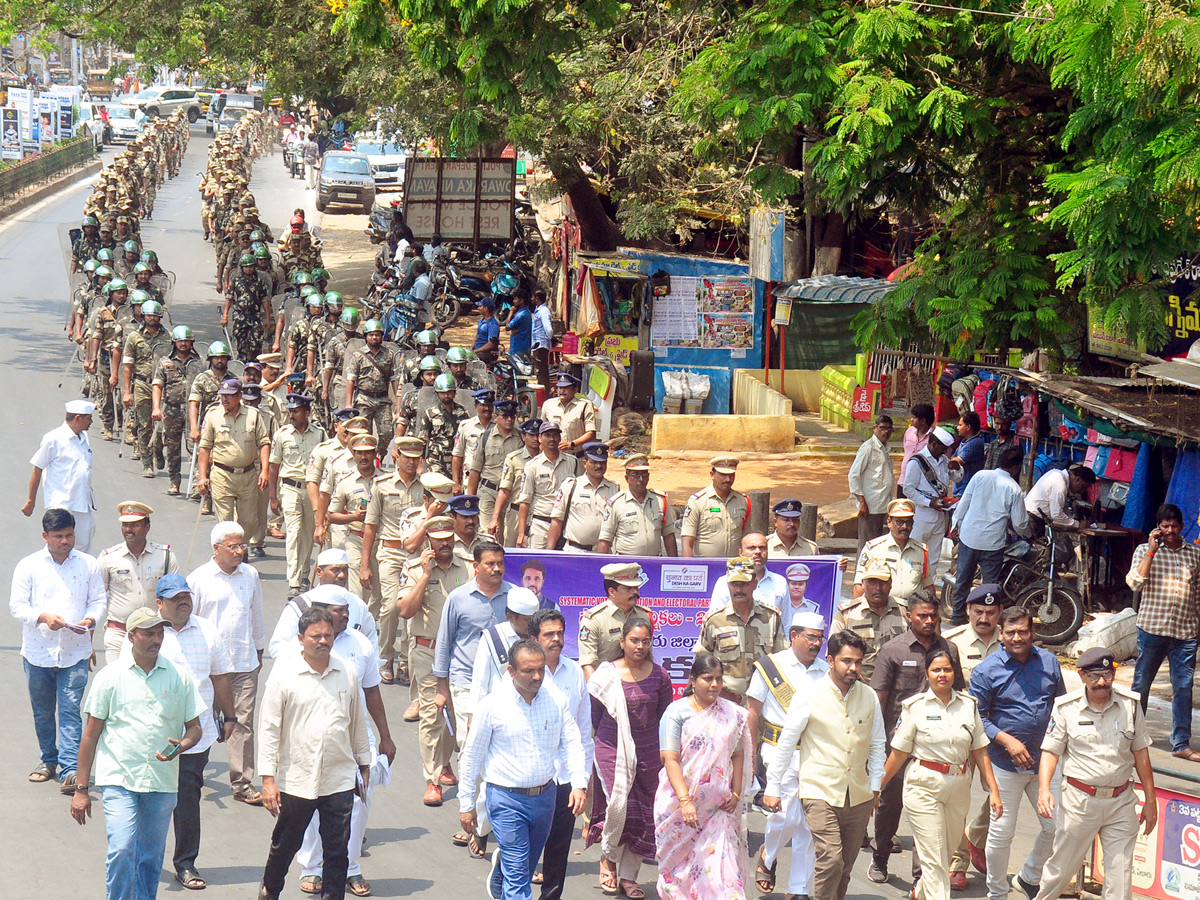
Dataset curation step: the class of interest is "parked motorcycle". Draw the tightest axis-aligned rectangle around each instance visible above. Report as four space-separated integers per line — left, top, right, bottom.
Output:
999 520 1084 644
491 352 539 419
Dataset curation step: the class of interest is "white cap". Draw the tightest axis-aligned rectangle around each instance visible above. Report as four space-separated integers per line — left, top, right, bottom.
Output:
307 584 354 607
66 399 95 415
506 587 540 616
932 426 955 446
792 611 826 632
316 548 350 567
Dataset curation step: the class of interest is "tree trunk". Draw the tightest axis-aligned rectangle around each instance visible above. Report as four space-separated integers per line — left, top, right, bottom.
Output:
547 158 624 251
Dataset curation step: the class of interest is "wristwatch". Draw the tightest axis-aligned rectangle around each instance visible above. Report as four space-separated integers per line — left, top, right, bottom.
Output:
75 784 90 792
225 716 238 724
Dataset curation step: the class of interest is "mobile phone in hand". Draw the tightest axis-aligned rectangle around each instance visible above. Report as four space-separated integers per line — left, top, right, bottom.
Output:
160 741 182 760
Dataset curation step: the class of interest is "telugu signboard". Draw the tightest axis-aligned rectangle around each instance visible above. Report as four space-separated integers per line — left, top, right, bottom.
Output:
500 550 842 696
403 157 516 246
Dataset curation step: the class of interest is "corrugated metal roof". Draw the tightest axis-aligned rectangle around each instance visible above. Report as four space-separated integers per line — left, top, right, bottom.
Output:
1138 360 1200 391
772 276 897 304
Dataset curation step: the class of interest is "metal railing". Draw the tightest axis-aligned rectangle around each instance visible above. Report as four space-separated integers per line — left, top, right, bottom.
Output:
0 137 95 203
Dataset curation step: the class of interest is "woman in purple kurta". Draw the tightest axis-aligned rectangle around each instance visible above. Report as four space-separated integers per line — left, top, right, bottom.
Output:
586 619 674 899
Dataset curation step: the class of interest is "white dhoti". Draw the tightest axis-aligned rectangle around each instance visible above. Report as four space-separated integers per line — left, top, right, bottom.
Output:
297 751 389 878
912 506 949 576
762 743 814 895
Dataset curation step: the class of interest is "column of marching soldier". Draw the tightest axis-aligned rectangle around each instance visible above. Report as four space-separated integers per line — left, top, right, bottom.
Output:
24 109 1164 900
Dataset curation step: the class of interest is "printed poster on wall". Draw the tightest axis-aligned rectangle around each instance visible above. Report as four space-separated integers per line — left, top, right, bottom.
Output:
651 274 754 350
1 108 21 160
501 550 842 697
651 275 700 347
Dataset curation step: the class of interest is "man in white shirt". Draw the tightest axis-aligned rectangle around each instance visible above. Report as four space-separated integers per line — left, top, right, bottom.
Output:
903 425 960 575
23 399 97 551
257 607 372 900
950 447 1030 625
9 508 107 792
529 608 595 900
267 549 378 659
187 520 265 806
749 612 830 900
1025 465 1097 533
469 588 540 711
459 641 589 900
707 531 788 613
848 416 895 555
141 574 236 891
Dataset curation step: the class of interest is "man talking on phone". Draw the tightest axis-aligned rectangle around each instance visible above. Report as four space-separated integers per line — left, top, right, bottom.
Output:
1127 503 1200 761
69 607 206 900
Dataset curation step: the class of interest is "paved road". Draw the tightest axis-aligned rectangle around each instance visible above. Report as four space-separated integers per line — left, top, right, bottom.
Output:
0 128 1044 899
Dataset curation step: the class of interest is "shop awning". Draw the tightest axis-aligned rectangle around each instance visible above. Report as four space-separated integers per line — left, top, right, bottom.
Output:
772 276 898 304
1027 372 1200 446
1137 360 1200 391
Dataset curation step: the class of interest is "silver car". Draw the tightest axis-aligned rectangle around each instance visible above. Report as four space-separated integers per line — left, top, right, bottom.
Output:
317 151 376 214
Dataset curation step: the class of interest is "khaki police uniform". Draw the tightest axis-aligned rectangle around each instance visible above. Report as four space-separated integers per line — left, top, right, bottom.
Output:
578 599 653 670
598 488 676 557
539 395 597 448
891 689 990 900
550 475 619 551
269 421 325 590
682 485 750 557
1031 687 1151 900
768 532 819 558
366 471 424 674
200 403 269 538
515 453 579 549
97 539 179 663
946 623 1003 875
244 399 277 551
699 601 785 700
401 554 472 783
469 425 522 536
452 416 487 485
856 533 933 600
319 444 363 550
830 596 909 681
496 445 534 546
329 469 380 614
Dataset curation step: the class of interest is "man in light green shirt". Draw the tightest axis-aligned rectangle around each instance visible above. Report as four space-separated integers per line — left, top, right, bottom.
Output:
70 607 205 900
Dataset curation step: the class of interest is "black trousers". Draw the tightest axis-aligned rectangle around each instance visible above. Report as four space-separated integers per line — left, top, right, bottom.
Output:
262 789 354 900
539 783 574 900
173 748 210 873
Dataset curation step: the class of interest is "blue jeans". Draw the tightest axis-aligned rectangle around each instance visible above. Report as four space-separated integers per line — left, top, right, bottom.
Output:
486 783 557 900
23 657 89 779
102 786 178 900
1132 628 1197 751
952 543 1005 622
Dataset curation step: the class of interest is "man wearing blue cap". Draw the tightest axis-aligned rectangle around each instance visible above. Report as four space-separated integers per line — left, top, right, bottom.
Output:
449 494 484 561
491 418 543 545
540 372 597 456
453 390 495 491
546 442 619 552
269 394 326 596
474 296 500 364
768 498 819 558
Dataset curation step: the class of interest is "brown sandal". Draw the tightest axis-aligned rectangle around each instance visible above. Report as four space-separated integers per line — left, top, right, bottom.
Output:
28 763 55 783
299 876 322 894
619 880 645 899
599 859 618 895
756 848 777 894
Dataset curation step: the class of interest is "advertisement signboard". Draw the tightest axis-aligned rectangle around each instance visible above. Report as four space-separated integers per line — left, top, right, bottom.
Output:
403 157 516 245
1 108 21 160
500 550 842 696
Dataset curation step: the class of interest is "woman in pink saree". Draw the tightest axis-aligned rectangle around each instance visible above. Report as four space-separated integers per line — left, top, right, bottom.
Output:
654 654 753 900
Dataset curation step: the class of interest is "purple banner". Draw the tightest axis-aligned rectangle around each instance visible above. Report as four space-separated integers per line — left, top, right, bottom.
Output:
501 551 843 695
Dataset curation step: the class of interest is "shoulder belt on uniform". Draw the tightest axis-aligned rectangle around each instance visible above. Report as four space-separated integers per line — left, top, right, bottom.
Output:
288 595 311 616
485 624 510 670
753 654 796 711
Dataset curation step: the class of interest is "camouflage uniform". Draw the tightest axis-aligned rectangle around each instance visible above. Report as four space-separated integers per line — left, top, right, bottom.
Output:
322 331 361 419
281 241 324 279
226 271 272 362
123 325 173 470
152 350 201 485
416 401 468 478
345 344 405 440
72 234 102 271
85 303 130 435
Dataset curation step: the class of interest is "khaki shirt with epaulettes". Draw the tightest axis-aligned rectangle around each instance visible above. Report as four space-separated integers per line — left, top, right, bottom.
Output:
1043 687 1151 786
270 423 326 481
319 445 358 495
540 395 598 446
681 485 750 558
199 403 269 467
516 453 579 518
365 471 424 541
329 470 374 538
856 532 932 601
471 427 524 490
830 596 909 680
400 555 472 641
452 416 487 464
598 488 677 556
578 599 654 668
699 601 785 698
767 532 819 558
943 623 1001 683
306 436 343 486
551 476 620 547
98 540 179 625
891 689 989 768
454 534 483 563
123 327 172 384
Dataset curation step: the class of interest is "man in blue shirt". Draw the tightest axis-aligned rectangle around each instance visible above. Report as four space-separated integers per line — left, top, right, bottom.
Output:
952 412 987 497
474 297 501 364
507 289 533 357
970 607 1066 900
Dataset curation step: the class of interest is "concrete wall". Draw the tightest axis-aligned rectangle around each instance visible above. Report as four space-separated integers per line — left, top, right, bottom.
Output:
746 368 824 412
732 369 792 416
650 413 795 453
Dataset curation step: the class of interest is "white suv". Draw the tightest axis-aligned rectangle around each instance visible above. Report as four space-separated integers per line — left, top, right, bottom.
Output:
132 87 202 122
